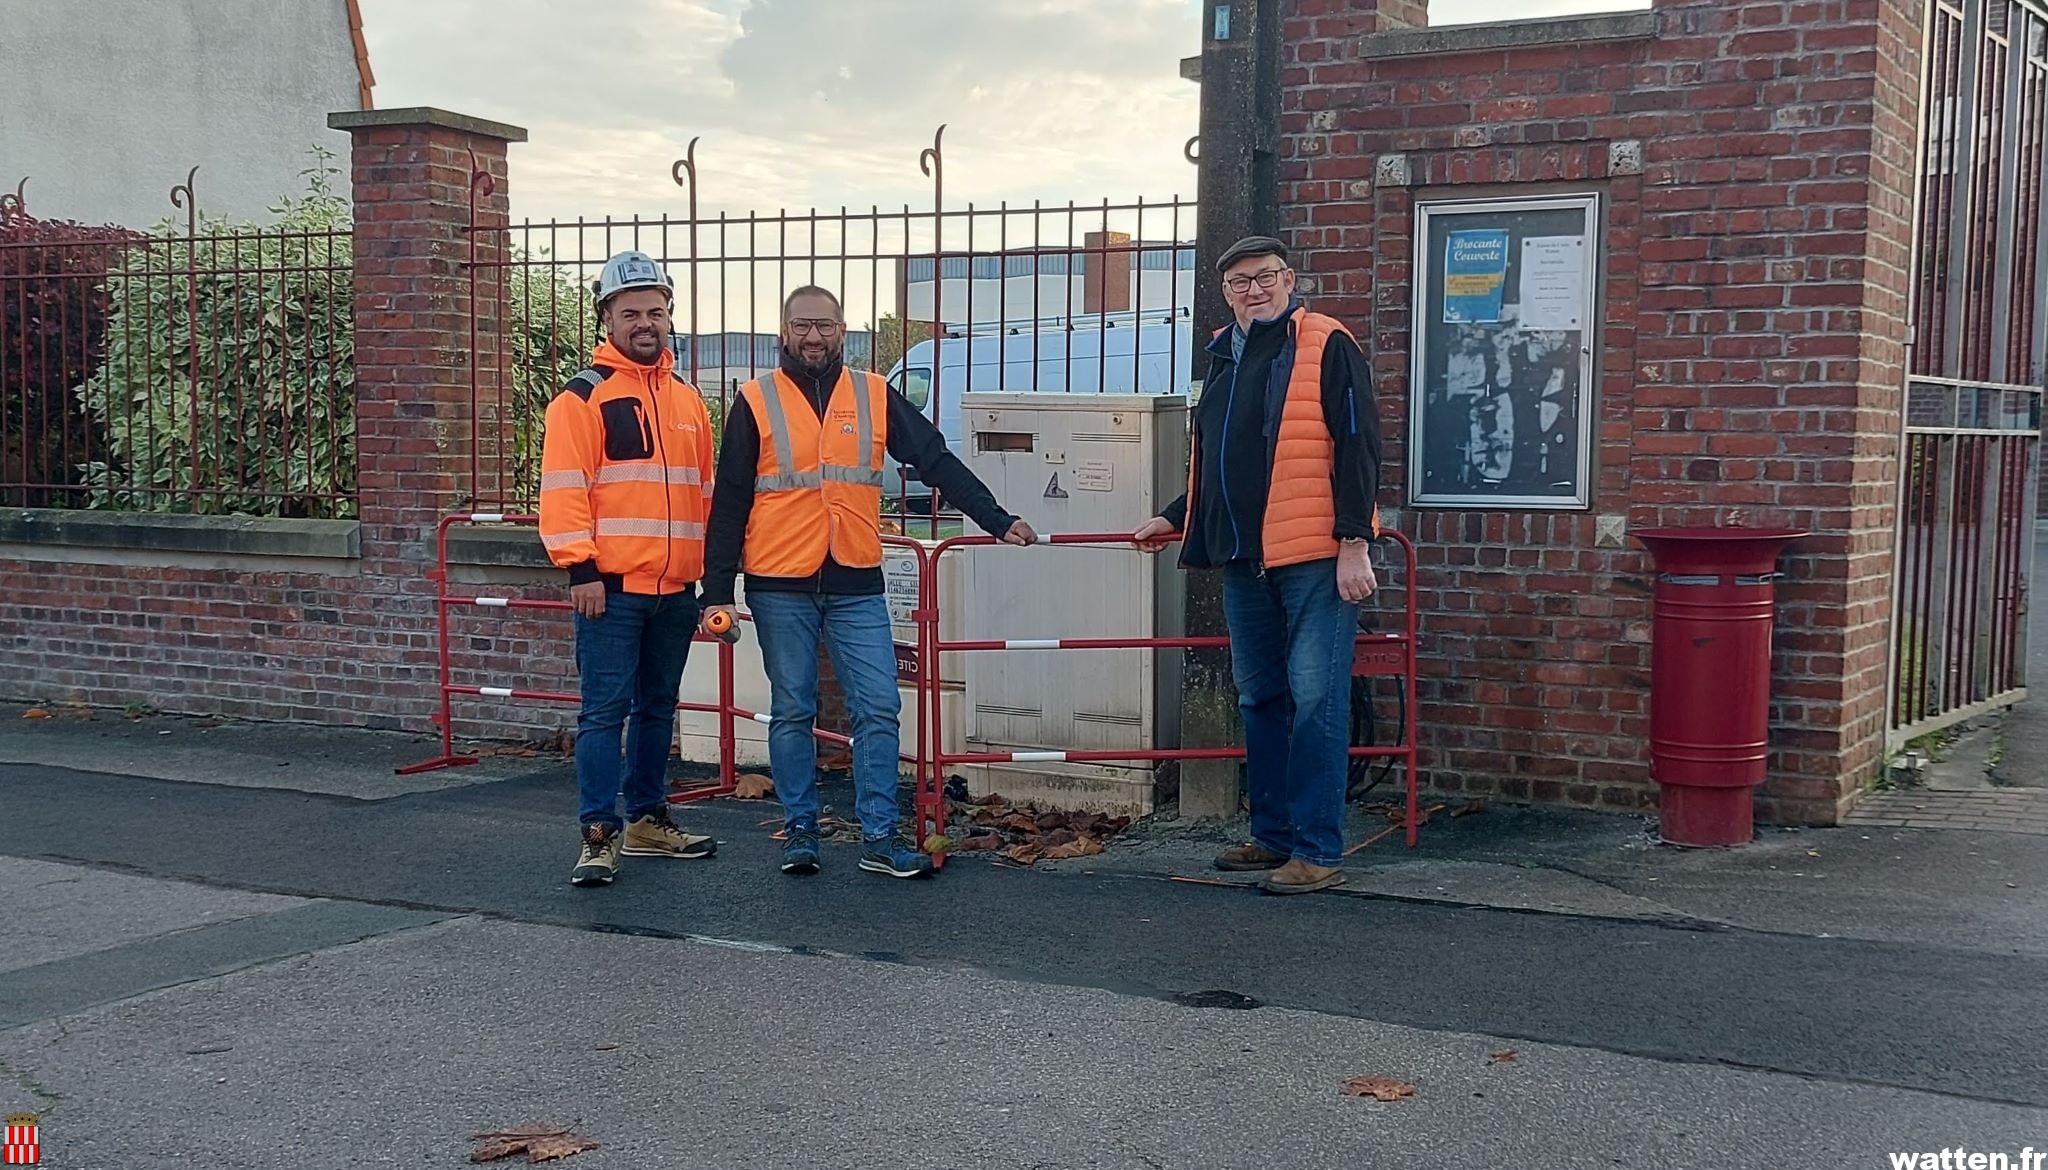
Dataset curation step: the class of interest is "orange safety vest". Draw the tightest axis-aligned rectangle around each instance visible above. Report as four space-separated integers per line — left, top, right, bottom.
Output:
1185 306 1376 569
738 368 889 576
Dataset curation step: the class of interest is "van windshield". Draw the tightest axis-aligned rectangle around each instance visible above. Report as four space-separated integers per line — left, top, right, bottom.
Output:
890 366 933 411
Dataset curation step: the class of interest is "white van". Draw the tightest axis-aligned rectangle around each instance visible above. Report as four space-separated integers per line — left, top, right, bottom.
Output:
881 310 1195 505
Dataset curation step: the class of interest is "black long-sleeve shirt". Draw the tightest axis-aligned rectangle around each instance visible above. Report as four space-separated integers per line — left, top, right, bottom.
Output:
701 356 1018 606
1158 306 1381 568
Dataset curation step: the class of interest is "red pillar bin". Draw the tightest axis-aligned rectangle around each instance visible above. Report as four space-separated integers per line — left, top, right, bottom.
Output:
1632 527 1806 847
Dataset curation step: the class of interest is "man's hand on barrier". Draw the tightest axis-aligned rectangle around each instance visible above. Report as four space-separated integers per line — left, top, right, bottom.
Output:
1337 540 1379 603
1132 516 1177 554
570 581 608 619
701 605 738 638
1003 519 1039 546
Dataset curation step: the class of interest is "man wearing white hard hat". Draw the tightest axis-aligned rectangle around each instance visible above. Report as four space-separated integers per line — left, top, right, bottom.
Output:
538 250 719 888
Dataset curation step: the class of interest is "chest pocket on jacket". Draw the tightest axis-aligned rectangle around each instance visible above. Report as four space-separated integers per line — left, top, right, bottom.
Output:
599 398 656 461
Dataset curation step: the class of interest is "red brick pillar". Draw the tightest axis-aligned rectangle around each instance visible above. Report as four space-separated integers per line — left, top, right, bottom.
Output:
327 107 526 729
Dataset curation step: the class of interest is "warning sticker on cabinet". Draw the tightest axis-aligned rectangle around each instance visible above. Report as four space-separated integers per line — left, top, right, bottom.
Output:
1075 461 1113 491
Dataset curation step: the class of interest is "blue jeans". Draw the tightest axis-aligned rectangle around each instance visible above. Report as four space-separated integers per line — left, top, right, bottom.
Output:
572 589 699 831
1221 558 1358 867
749 591 904 841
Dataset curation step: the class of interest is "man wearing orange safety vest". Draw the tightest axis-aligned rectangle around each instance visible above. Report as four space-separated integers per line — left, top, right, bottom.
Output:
539 250 719 888
1135 235 1383 895
702 285 1037 879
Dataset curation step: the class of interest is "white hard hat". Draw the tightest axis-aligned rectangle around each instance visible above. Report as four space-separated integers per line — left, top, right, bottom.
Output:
593 250 674 307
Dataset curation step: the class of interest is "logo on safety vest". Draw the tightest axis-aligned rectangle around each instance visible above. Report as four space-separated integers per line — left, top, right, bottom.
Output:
840 423 856 435
4 1113 39 1165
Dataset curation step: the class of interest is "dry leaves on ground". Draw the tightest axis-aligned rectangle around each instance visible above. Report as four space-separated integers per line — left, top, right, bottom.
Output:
734 773 777 800
1340 1076 1416 1102
21 708 50 719
1488 1049 1518 1064
470 1124 600 1163
944 792 1129 867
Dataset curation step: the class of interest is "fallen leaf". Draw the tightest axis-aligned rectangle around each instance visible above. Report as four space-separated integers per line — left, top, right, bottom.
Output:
1341 1076 1416 1102
470 1123 600 1164
1039 837 1105 861
734 773 776 800
22 708 50 719
922 833 953 854
1452 800 1488 818
1488 1049 1517 1064
1004 842 1045 865
1040 827 1079 847
473 1126 574 1142
1035 810 1068 830
526 1135 601 1162
1806 849 1821 858
971 792 1008 807
956 833 1005 852
818 747 854 772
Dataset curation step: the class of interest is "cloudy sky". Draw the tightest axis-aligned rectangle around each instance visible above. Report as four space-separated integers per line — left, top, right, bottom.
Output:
359 0 1649 225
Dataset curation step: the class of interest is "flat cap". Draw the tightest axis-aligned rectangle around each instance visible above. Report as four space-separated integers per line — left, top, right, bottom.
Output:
1215 235 1289 272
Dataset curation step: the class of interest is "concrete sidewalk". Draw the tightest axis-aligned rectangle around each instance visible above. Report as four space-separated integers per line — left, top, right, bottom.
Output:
3 707 2046 1167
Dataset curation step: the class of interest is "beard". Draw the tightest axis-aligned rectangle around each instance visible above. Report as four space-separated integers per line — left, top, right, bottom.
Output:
782 339 840 379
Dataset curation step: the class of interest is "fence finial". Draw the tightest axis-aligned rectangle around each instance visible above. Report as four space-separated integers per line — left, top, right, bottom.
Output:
1184 136 1200 166
670 136 699 199
170 166 199 236
0 178 24 216
467 148 495 200
919 125 946 182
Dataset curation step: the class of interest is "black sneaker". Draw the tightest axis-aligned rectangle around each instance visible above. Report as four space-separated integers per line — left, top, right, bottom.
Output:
858 838 935 879
570 823 621 887
781 827 822 875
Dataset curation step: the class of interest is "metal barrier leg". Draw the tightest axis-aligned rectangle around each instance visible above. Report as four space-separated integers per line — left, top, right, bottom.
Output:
395 518 479 775
717 638 738 791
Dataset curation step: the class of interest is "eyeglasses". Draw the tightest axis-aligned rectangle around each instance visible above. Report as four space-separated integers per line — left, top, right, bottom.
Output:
1223 268 1289 293
788 319 842 337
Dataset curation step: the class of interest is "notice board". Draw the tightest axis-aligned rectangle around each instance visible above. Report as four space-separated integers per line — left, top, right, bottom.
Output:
1408 194 1600 509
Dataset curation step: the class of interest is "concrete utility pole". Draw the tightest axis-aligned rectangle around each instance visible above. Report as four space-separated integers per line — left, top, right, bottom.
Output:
1177 0 1282 819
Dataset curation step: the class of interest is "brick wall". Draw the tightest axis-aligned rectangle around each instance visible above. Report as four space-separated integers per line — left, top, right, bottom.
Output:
0 110 554 743
0 108 847 761
1280 0 1921 822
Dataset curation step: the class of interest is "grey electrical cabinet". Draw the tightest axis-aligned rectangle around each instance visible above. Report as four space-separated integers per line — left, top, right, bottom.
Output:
958 392 1188 814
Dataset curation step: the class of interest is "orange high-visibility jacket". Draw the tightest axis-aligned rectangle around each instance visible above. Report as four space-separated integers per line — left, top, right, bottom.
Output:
1185 307 1376 569
538 339 713 594
735 367 889 577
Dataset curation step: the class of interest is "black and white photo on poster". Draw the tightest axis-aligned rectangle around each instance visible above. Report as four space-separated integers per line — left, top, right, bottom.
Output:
1410 195 1599 509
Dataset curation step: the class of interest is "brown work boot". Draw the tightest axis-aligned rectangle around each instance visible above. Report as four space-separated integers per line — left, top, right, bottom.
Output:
1214 842 1288 872
570 823 622 888
621 808 716 859
1260 858 1346 896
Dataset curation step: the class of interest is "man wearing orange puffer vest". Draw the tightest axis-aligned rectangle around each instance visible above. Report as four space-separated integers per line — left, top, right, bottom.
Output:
1135 236 1383 896
539 250 718 889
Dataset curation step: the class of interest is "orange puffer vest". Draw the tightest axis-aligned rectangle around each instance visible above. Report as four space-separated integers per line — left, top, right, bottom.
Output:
1185 306 1372 569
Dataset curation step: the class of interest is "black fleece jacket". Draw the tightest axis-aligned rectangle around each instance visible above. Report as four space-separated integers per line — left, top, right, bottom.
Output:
1158 304 1382 569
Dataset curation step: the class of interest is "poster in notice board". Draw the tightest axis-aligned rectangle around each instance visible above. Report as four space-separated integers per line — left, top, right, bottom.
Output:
1409 194 1600 509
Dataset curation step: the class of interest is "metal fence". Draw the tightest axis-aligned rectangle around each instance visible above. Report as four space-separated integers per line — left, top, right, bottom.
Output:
0 173 354 517
1893 0 2047 741
463 130 1199 523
